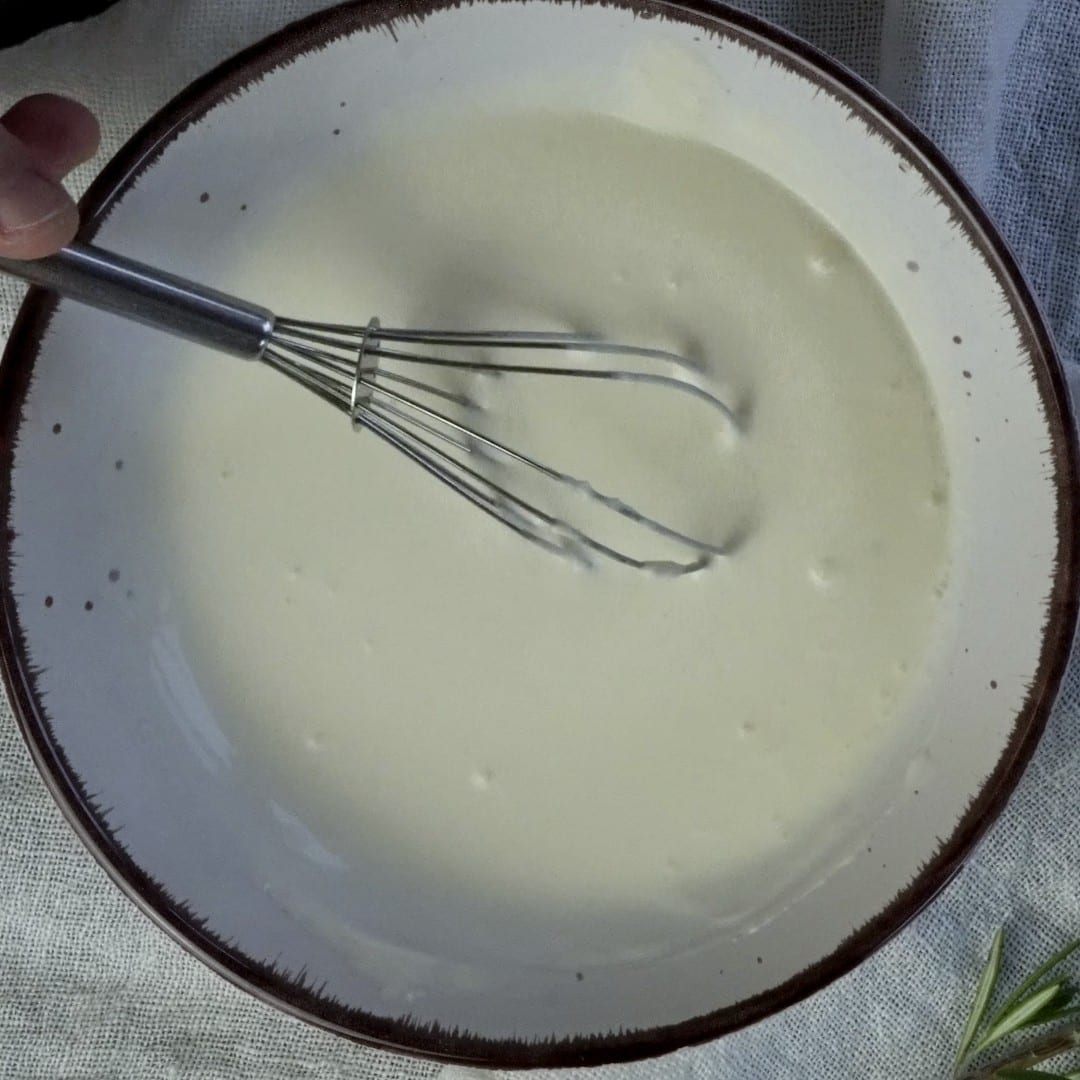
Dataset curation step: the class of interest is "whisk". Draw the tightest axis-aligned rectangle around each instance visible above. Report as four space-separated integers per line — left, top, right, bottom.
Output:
0 243 736 575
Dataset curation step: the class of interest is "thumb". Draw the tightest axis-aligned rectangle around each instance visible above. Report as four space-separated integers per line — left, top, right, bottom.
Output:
0 122 79 260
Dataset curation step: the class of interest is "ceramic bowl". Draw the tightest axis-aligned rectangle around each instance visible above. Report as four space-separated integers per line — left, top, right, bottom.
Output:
1 0 1076 1067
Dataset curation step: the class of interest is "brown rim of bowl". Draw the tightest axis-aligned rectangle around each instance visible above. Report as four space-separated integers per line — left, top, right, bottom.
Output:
0 0 1076 1068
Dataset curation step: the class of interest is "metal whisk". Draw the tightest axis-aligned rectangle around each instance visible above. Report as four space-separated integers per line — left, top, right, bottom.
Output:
0 243 736 574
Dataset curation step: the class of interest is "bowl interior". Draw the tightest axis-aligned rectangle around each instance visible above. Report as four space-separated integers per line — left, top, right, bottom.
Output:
1 0 1074 1064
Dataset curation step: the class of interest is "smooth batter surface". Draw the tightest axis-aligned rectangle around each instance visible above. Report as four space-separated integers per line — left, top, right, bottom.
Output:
163 111 949 960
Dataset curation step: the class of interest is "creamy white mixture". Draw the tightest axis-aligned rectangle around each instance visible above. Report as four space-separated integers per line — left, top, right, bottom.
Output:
163 111 948 959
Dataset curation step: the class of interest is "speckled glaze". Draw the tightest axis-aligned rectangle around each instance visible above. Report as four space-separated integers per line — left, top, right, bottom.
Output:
0 0 1075 1067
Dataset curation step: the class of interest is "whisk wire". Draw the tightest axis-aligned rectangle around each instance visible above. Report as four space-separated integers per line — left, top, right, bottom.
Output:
263 315 736 574
356 400 708 574
355 402 582 563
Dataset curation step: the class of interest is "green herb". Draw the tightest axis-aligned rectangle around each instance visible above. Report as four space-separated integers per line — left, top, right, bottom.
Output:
955 929 1080 1080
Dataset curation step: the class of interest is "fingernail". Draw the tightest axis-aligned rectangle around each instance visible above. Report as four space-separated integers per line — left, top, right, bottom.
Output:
0 167 70 237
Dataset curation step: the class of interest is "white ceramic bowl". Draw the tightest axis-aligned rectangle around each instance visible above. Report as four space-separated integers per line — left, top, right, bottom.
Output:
1 0 1076 1066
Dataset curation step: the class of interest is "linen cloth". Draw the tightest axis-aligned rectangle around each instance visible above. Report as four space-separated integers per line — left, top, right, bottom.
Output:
1 1 1079 1077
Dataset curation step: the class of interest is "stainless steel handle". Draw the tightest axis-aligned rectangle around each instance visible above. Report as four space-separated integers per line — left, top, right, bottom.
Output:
0 242 275 359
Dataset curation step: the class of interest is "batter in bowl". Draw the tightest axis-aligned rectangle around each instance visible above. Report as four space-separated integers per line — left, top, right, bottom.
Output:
161 109 949 965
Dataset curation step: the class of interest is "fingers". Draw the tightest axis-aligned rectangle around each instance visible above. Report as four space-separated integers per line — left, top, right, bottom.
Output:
0 95 99 260
2 94 99 179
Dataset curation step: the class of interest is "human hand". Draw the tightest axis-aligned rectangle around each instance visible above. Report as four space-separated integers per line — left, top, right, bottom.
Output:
0 94 99 260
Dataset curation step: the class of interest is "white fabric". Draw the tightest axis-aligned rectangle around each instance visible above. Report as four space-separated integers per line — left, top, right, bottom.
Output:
1 1 1078 1077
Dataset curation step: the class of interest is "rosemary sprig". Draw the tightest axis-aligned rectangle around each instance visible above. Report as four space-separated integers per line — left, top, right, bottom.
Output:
955 929 1080 1080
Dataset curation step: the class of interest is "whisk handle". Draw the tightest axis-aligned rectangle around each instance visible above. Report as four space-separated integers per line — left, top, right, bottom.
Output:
0 242 275 359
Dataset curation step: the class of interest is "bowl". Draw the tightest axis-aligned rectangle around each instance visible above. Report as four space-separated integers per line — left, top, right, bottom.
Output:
1 0 1076 1067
